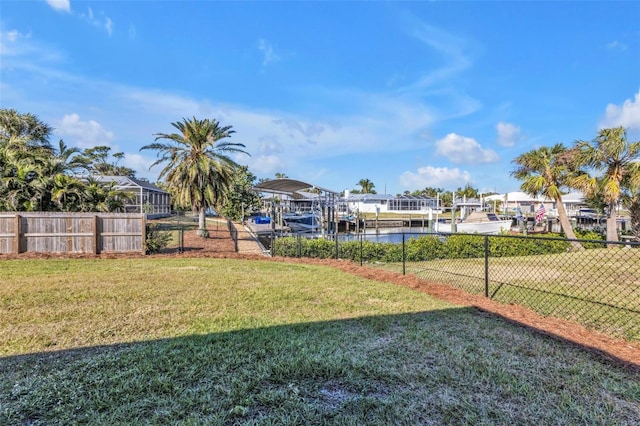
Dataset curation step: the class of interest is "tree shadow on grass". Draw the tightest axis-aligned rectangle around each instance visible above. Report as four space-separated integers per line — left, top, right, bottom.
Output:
2 309 639 425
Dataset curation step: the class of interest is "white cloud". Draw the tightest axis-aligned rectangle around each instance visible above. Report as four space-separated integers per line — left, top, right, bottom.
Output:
55 113 115 148
400 166 473 190
79 7 114 35
5 29 20 43
435 133 499 164
258 39 279 67
606 40 627 51
248 154 286 175
1 16 489 189
120 86 436 160
0 30 18 56
0 28 66 64
399 17 473 93
105 17 113 36
121 153 156 180
46 0 70 13
600 90 640 131
496 121 521 147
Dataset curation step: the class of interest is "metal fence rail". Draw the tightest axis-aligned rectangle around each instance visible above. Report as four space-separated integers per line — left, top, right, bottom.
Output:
272 231 640 342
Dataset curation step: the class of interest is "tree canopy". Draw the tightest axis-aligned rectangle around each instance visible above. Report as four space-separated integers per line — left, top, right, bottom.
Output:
512 143 583 249
141 117 249 237
0 109 132 213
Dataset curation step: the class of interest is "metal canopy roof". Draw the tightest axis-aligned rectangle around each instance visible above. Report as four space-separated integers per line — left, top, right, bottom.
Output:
253 178 338 197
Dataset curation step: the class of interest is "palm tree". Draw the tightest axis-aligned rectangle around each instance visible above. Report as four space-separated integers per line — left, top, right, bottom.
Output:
51 174 86 212
29 140 86 211
511 144 583 250
0 109 57 211
572 127 640 243
0 108 53 151
357 178 376 194
1 160 40 211
80 178 132 212
141 117 249 237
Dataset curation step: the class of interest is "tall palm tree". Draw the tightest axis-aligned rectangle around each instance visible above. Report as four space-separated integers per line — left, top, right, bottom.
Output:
572 127 640 243
511 144 583 250
357 178 376 194
141 117 249 237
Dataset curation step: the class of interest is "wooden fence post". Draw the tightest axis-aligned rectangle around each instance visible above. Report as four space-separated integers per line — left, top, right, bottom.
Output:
14 214 22 254
93 215 100 255
66 216 73 252
141 214 147 255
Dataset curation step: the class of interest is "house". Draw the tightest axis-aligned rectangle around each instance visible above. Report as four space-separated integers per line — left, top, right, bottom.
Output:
342 192 439 215
93 175 172 218
484 191 587 217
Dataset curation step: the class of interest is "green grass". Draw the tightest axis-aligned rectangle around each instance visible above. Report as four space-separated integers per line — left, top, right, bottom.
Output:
374 249 640 342
1 258 639 424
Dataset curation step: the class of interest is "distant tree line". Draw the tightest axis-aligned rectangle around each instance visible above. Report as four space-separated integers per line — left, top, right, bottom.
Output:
4 108 637 244
352 127 638 245
0 110 260 233
0 109 132 212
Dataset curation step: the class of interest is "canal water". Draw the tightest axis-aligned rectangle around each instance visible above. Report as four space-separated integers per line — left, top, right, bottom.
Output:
338 227 435 244
258 227 437 250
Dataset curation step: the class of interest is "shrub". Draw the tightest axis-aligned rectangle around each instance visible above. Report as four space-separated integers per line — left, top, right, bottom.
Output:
145 223 172 254
442 234 486 259
273 232 578 262
490 234 570 257
405 235 444 261
574 228 607 249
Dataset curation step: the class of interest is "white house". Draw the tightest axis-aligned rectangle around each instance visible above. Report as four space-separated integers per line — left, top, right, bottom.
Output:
484 191 587 217
342 192 439 216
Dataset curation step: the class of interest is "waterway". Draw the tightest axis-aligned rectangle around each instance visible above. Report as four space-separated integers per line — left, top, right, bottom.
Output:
338 227 435 244
257 227 438 250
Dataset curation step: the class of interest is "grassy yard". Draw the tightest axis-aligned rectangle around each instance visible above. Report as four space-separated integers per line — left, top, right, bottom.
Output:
1 258 639 424
373 249 640 342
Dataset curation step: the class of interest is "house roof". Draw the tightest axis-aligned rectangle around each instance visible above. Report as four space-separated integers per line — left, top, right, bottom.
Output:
92 175 169 193
253 178 338 198
484 191 585 203
345 193 395 201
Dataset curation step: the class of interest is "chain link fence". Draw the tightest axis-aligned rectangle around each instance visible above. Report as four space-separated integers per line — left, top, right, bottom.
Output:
272 232 640 342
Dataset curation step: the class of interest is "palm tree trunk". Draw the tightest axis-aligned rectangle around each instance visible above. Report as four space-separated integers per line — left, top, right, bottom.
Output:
555 197 583 250
606 202 618 245
197 207 208 238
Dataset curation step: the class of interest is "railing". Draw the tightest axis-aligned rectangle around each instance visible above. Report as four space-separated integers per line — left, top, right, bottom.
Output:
271 231 640 342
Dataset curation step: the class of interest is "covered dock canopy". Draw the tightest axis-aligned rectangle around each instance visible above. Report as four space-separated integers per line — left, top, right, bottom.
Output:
252 178 338 198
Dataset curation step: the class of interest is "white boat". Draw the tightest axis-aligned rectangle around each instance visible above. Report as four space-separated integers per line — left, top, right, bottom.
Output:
434 211 513 235
282 212 322 233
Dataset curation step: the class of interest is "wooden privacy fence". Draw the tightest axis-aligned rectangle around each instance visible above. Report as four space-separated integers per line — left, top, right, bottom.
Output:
0 212 146 255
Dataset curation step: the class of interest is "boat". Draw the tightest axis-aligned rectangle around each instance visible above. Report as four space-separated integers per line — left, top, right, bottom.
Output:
434 211 513 235
282 212 322 233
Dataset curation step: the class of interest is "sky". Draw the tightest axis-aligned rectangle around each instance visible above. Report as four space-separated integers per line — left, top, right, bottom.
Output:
1 1 639 196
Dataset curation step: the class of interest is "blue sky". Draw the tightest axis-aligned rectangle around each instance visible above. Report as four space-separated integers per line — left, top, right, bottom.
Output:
1 1 639 195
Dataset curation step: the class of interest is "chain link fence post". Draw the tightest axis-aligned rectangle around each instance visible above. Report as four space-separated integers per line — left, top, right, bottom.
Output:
402 232 406 275
484 235 489 297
